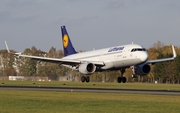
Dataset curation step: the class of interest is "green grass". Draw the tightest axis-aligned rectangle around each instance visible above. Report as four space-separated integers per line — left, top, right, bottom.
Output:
1 80 180 91
0 81 180 113
0 90 180 113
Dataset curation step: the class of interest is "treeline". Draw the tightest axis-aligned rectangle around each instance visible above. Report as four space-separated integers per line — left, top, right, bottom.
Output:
0 41 180 83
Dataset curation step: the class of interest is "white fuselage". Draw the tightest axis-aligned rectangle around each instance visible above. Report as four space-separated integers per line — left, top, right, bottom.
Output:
62 44 149 71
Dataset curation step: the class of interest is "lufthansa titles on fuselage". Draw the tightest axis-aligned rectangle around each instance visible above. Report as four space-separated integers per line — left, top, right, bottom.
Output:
108 46 124 52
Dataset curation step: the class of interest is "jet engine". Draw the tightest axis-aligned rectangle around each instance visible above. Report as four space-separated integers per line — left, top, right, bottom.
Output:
134 64 151 76
79 62 96 75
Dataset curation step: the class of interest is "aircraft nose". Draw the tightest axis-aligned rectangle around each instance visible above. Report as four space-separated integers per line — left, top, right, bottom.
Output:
140 52 148 62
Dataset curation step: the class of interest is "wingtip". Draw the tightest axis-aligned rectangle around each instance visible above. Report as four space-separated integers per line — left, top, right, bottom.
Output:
172 45 177 58
5 41 10 53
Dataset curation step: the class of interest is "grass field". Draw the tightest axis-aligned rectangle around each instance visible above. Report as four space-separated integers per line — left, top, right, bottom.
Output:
0 80 180 113
1 80 180 91
0 89 180 113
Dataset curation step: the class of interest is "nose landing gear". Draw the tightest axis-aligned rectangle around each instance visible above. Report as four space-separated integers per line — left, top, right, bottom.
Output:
117 68 127 83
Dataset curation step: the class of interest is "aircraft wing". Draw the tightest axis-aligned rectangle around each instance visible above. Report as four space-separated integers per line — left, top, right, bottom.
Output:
12 54 104 66
145 45 176 65
5 41 104 66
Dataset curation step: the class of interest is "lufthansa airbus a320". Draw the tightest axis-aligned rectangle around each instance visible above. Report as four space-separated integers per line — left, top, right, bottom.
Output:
5 26 176 83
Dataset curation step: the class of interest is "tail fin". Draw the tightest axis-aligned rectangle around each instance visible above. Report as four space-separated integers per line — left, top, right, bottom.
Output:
61 26 77 56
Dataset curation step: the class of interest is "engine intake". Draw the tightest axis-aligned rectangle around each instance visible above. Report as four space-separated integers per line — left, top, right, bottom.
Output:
79 62 96 75
134 64 151 76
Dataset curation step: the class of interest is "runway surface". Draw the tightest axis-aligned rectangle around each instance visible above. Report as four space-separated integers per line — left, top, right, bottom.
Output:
0 85 180 95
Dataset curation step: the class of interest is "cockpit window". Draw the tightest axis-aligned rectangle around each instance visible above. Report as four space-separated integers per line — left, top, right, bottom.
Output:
131 48 146 52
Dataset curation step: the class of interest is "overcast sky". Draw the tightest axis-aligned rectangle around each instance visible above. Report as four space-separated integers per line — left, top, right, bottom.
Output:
0 0 180 52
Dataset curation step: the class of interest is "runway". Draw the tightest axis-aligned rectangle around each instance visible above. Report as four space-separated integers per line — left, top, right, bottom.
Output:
0 86 180 95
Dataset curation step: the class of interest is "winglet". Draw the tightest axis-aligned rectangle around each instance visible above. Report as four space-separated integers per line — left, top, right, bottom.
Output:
172 45 177 58
5 41 22 55
5 41 10 53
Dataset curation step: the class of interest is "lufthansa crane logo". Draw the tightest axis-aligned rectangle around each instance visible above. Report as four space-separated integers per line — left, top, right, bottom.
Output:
63 34 69 48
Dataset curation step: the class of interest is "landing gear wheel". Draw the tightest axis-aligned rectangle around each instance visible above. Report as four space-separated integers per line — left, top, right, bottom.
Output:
81 76 90 83
86 76 90 83
122 77 127 83
117 77 122 83
117 68 127 83
81 76 86 83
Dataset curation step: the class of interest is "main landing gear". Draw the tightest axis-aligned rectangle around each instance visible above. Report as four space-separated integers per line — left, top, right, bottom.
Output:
131 66 137 78
81 76 90 83
117 68 127 83
117 76 127 83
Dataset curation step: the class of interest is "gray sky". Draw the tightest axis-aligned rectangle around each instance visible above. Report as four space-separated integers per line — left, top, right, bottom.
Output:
0 0 180 52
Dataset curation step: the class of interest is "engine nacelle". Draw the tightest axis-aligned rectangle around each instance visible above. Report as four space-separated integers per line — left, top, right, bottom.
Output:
134 64 151 76
79 62 96 75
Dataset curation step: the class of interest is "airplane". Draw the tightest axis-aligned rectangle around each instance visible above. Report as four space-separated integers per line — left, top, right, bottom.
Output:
5 26 177 83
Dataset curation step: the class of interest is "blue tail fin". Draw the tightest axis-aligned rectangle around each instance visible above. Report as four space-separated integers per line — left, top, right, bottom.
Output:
61 26 77 56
